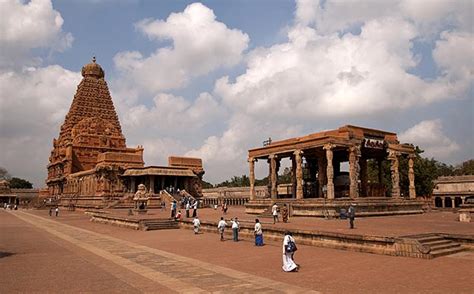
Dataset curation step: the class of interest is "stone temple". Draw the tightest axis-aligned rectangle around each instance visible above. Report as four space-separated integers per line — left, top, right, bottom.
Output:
46 58 203 208
245 125 424 217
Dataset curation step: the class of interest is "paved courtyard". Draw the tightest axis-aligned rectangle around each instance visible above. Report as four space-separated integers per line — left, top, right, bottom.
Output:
1 209 473 293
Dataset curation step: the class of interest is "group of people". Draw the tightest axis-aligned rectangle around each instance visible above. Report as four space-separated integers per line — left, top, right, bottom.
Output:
271 203 289 224
48 206 59 217
3 203 17 210
170 199 199 220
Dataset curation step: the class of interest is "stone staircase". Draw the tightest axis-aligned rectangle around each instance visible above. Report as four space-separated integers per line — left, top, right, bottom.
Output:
140 219 179 231
403 234 466 258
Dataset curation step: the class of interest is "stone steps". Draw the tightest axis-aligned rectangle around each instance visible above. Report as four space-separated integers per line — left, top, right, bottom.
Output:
409 234 466 258
142 219 179 231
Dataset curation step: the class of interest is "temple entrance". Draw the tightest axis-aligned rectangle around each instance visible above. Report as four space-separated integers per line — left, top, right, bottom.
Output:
454 197 462 208
444 197 452 208
434 197 443 208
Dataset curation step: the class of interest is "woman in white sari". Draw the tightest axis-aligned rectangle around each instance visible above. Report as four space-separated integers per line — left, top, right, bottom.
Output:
282 231 298 272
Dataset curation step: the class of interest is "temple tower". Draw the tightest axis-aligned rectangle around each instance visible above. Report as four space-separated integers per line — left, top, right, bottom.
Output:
46 58 144 196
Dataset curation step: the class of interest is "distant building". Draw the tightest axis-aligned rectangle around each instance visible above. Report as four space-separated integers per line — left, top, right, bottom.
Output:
432 175 474 208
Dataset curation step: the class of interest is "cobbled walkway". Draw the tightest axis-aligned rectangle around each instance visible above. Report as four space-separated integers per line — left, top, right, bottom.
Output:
12 211 317 293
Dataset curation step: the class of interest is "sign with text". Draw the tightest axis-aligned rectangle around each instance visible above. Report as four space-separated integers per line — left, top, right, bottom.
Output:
364 138 385 149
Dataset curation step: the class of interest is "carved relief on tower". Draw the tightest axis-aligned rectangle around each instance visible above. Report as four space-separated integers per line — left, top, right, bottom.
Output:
71 117 125 148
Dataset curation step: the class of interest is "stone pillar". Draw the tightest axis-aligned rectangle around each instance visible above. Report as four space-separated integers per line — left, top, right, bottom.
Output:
324 144 335 200
318 156 326 197
349 145 361 198
291 156 297 198
269 154 278 199
451 198 455 208
249 157 256 201
388 150 401 198
359 157 368 196
149 175 155 194
294 150 303 200
408 155 416 199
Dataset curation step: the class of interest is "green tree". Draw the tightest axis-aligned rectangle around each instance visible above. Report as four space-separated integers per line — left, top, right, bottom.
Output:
201 180 214 189
367 146 457 197
453 159 474 175
278 167 292 184
9 177 33 189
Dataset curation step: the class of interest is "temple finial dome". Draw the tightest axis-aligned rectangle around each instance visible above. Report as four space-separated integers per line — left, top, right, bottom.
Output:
81 56 105 79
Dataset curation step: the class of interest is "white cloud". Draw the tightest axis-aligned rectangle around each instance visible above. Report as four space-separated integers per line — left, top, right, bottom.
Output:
189 0 472 183
113 2 249 94
121 92 225 136
399 120 460 160
0 0 73 68
0 66 81 186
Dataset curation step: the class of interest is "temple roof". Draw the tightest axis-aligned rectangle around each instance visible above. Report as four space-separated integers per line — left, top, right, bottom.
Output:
123 166 197 177
81 57 105 79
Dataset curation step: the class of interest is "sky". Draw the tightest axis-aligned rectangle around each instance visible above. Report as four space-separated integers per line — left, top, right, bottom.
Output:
0 0 472 188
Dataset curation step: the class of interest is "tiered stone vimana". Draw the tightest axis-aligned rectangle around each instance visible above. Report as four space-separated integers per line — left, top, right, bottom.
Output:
46 57 144 203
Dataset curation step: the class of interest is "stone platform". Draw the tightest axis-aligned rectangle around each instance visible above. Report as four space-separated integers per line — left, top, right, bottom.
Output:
245 198 424 217
81 207 473 259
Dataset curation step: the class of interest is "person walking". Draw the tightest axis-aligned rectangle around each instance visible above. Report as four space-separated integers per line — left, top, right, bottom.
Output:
348 203 356 229
272 203 279 224
282 231 298 272
192 217 201 234
185 202 190 218
231 217 240 242
282 204 289 223
217 217 227 241
223 202 228 214
49 207 52 216
192 200 198 217
55 207 59 217
254 219 264 246
171 200 177 219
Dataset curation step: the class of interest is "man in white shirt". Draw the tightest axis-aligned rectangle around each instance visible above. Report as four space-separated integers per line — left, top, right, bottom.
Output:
217 217 227 241
192 217 201 234
272 203 279 224
185 202 191 218
231 217 240 242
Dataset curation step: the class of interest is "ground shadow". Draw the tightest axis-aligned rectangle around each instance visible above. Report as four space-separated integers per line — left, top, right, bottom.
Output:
0 252 15 258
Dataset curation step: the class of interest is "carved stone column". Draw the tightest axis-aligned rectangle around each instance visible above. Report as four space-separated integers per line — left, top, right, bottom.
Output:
388 150 401 198
248 157 256 201
269 154 278 199
294 150 303 200
291 155 297 198
324 144 335 200
318 156 326 197
349 145 361 198
359 157 367 196
408 155 416 199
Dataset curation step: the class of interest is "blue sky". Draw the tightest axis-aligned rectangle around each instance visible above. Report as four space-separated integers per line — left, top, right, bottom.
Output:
0 0 472 187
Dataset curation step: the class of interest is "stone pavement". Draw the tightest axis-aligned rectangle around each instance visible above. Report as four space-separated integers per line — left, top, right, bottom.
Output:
2 209 473 293
5 210 316 293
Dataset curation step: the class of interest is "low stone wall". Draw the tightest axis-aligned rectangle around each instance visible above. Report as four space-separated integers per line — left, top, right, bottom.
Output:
88 212 144 230
246 198 424 217
179 218 397 256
